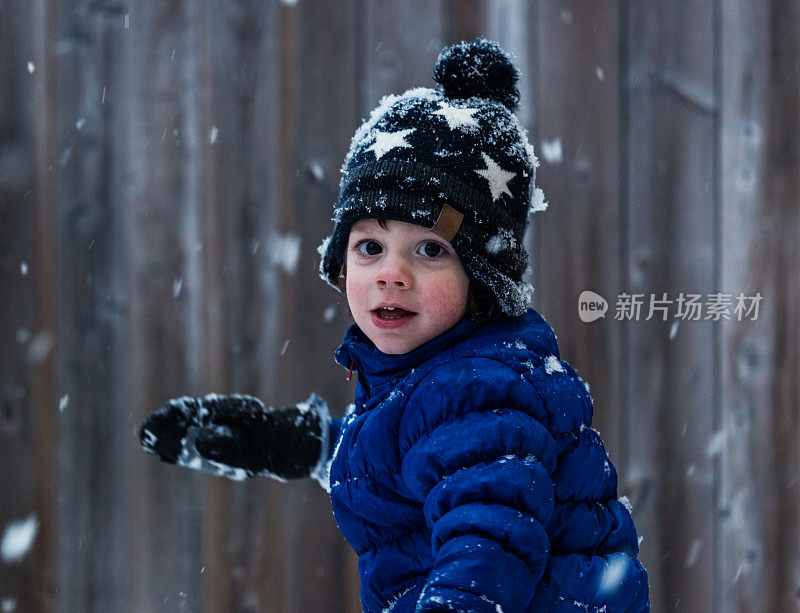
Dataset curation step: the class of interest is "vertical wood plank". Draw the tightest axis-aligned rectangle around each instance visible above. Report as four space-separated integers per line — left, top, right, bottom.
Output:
6 2 800 611
621 2 666 606
200 2 287 612
121 3 209 610
720 1 800 611
28 0 59 610
484 1 534 126
51 1 131 609
362 0 444 113
277 1 363 611
529 0 627 522
0 0 54 610
442 0 491 44
625 1 717 609
177 2 235 610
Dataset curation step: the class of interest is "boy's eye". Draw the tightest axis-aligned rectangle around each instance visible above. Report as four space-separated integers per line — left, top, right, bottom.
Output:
417 241 444 258
357 240 382 256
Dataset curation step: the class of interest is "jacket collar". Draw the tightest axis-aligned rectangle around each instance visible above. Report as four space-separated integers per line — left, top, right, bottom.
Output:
334 315 483 392
334 308 558 393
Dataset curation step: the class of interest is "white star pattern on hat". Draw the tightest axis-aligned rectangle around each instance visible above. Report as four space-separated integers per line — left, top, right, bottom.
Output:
474 152 516 201
366 128 416 159
433 104 480 131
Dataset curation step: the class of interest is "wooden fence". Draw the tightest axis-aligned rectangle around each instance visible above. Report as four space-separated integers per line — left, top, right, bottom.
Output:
1 1 798 611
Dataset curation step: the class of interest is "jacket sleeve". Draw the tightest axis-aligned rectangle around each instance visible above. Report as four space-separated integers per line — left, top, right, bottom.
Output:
328 416 343 457
398 358 558 613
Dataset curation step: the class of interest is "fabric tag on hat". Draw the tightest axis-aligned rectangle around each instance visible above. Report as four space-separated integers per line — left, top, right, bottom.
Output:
429 203 464 242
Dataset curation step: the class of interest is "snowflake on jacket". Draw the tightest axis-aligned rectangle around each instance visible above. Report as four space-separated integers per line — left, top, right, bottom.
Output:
328 308 650 613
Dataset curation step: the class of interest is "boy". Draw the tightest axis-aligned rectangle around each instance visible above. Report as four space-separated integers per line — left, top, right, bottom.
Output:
141 39 650 612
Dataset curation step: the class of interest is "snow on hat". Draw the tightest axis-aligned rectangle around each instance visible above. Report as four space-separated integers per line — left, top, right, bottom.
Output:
318 38 546 316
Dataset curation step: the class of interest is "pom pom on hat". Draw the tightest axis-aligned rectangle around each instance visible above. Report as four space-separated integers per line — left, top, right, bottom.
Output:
433 39 520 111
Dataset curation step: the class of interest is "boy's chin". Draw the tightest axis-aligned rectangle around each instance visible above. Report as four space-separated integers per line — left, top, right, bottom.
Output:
367 326 450 355
358 312 465 354
363 326 427 354
370 335 422 355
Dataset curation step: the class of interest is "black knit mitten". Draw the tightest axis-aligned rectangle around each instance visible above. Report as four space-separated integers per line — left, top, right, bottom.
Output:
139 393 330 481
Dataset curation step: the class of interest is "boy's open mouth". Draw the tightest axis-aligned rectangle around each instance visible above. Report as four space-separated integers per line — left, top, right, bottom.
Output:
372 306 416 320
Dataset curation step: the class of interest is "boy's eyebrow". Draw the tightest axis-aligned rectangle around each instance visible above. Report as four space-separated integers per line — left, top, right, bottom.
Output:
349 224 381 236
347 227 377 244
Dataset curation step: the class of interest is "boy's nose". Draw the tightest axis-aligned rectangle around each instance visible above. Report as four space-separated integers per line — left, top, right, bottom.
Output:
375 255 412 288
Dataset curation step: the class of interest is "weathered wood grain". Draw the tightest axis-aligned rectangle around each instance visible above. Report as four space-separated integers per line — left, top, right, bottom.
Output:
274 1 362 611
626 1 718 609
2 1 799 611
0 1 55 611
530 0 625 469
720 2 800 612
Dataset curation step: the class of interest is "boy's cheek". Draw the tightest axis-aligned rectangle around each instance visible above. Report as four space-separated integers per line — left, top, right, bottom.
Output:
428 285 469 319
427 269 470 310
344 275 369 311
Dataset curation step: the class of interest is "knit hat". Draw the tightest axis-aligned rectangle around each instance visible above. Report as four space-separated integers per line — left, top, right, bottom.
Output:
318 39 546 316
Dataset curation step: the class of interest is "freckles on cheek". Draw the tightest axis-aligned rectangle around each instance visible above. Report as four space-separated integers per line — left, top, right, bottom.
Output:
345 272 367 311
425 280 468 319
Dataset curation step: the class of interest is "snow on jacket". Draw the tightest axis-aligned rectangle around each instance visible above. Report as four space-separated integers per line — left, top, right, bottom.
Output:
328 308 650 612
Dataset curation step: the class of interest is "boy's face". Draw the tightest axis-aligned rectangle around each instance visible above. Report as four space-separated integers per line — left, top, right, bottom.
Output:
345 218 470 354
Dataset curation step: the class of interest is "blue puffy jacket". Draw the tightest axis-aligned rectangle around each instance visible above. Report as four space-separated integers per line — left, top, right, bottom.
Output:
328 308 650 612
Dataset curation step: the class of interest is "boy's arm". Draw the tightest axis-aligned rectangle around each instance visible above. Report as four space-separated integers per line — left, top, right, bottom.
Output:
309 415 343 492
139 393 333 482
327 416 343 459
399 360 558 613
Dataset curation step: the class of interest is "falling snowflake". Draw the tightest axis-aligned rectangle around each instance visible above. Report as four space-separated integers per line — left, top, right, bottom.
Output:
541 139 563 164
706 430 727 457
1 516 39 563
529 187 548 213
2 597 17 612
270 233 301 274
